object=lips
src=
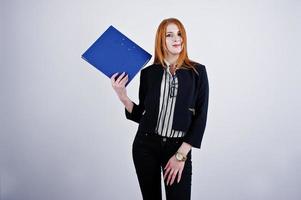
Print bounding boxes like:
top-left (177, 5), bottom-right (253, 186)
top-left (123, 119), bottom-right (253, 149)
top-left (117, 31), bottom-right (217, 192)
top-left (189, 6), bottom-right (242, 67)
top-left (172, 44), bottom-right (181, 48)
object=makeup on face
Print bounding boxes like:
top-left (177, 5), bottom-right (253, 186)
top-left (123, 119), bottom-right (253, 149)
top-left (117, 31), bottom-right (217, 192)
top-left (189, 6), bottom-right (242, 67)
top-left (165, 23), bottom-right (183, 56)
top-left (166, 31), bottom-right (182, 44)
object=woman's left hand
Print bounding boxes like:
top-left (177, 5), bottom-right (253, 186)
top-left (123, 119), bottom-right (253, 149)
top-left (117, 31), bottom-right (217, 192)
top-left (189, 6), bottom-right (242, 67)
top-left (163, 155), bottom-right (185, 186)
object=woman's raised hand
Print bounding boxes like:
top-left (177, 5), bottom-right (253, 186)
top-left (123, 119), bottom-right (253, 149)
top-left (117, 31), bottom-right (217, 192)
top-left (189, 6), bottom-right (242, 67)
top-left (111, 72), bottom-right (129, 101)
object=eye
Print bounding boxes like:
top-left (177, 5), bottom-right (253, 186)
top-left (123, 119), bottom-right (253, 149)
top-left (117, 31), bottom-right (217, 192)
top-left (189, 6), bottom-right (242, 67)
top-left (178, 32), bottom-right (182, 36)
top-left (166, 34), bottom-right (171, 37)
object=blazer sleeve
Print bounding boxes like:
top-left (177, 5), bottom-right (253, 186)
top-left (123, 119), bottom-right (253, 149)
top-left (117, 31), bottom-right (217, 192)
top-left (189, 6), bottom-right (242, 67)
top-left (124, 69), bottom-right (147, 123)
top-left (183, 66), bottom-right (209, 149)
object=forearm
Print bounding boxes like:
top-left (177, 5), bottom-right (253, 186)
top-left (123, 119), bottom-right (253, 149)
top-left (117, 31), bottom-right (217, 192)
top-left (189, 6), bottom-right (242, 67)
top-left (177, 142), bottom-right (192, 156)
top-left (120, 96), bottom-right (134, 114)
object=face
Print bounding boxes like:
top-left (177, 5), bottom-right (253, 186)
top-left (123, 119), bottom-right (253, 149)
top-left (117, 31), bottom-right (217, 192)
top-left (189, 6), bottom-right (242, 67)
top-left (165, 23), bottom-right (183, 56)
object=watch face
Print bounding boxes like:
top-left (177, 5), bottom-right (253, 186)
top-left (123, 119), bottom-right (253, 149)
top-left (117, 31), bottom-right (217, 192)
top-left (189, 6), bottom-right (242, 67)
top-left (176, 153), bottom-right (183, 161)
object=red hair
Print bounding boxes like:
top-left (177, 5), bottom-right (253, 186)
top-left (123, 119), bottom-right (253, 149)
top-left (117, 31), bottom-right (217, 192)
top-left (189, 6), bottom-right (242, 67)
top-left (153, 18), bottom-right (197, 73)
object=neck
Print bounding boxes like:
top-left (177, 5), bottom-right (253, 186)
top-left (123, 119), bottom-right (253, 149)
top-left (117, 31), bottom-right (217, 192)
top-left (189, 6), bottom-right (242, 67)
top-left (164, 54), bottom-right (179, 66)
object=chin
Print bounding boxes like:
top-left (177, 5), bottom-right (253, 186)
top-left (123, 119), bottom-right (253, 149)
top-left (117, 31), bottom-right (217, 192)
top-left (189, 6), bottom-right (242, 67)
top-left (171, 50), bottom-right (182, 55)
top-left (171, 48), bottom-right (182, 54)
top-left (166, 48), bottom-right (182, 56)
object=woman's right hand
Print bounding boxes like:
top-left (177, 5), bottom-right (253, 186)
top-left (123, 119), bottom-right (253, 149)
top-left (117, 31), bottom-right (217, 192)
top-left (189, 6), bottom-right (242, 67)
top-left (111, 72), bottom-right (128, 101)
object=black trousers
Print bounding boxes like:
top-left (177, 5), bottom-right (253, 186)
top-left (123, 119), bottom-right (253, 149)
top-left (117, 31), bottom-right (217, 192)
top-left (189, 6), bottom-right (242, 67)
top-left (132, 131), bottom-right (192, 200)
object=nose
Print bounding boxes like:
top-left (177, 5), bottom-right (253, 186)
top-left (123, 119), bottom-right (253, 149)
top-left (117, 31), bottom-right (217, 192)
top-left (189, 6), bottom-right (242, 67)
top-left (173, 35), bottom-right (181, 42)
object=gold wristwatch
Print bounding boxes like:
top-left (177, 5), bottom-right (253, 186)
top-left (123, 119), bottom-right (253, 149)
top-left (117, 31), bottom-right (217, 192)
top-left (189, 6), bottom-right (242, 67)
top-left (175, 152), bottom-right (187, 162)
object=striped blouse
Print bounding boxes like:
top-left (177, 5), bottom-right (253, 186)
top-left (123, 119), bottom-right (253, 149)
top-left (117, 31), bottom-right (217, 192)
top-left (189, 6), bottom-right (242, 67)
top-left (155, 60), bottom-right (186, 138)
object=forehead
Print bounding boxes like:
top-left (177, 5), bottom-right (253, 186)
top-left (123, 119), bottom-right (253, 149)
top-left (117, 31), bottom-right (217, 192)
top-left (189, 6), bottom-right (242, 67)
top-left (166, 23), bottom-right (179, 32)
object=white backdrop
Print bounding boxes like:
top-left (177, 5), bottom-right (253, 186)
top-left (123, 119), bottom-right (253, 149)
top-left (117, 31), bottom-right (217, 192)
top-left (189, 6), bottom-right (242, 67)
top-left (1, 0), bottom-right (301, 199)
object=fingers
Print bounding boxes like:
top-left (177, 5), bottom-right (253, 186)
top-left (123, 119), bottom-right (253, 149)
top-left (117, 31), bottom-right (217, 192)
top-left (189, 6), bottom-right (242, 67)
top-left (166, 169), bottom-right (183, 185)
top-left (119, 74), bottom-right (128, 86)
top-left (116, 72), bottom-right (126, 83)
top-left (164, 161), bottom-right (170, 170)
top-left (167, 169), bottom-right (176, 185)
top-left (177, 170), bottom-right (182, 183)
top-left (163, 160), bottom-right (184, 186)
top-left (111, 72), bottom-right (128, 86)
top-left (164, 165), bottom-right (178, 186)
top-left (163, 166), bottom-right (171, 180)
top-left (170, 171), bottom-right (178, 185)
top-left (111, 72), bottom-right (119, 84)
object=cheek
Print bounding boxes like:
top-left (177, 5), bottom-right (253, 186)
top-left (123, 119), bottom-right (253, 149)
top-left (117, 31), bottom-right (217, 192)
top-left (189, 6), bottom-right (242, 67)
top-left (165, 40), bottom-right (172, 47)
top-left (166, 45), bottom-right (174, 53)
top-left (165, 41), bottom-right (172, 50)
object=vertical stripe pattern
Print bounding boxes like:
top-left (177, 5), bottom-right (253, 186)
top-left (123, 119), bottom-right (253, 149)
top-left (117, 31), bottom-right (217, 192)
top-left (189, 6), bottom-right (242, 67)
top-left (155, 60), bottom-right (186, 138)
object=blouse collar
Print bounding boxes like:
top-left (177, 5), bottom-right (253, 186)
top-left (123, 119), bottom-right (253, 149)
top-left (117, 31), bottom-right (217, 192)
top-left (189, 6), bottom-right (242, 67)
top-left (163, 59), bottom-right (177, 76)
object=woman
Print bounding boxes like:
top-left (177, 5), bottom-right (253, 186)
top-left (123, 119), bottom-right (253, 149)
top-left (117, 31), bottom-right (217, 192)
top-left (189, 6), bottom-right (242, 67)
top-left (111, 18), bottom-right (209, 200)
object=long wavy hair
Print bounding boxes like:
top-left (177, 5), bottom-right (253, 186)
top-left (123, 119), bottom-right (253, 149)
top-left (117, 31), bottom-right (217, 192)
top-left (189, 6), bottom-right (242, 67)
top-left (153, 18), bottom-right (198, 74)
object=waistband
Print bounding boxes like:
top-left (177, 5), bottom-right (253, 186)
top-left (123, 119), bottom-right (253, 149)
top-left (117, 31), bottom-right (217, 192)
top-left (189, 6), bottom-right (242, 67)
top-left (137, 130), bottom-right (185, 142)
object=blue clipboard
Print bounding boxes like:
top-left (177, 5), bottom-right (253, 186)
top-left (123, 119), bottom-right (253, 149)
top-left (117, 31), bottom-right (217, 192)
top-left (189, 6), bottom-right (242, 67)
top-left (81, 25), bottom-right (152, 86)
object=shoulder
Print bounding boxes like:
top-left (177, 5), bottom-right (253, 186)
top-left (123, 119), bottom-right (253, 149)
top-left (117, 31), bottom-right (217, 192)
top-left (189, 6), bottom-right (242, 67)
top-left (185, 61), bottom-right (207, 79)
top-left (141, 63), bottom-right (162, 74)
top-left (190, 61), bottom-right (206, 73)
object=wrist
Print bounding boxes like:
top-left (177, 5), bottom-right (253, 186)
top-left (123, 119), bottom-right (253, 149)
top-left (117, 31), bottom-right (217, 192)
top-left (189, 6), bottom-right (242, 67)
top-left (120, 96), bottom-right (130, 103)
top-left (175, 151), bottom-right (187, 162)
top-left (177, 142), bottom-right (192, 157)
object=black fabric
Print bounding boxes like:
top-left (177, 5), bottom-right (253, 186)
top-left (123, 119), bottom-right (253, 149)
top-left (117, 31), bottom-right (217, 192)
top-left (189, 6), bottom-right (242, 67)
top-left (132, 131), bottom-right (192, 200)
top-left (125, 63), bottom-right (209, 149)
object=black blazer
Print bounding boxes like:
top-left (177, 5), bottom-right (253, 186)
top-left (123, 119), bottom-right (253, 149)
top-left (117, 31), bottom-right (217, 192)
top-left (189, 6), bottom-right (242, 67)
top-left (125, 62), bottom-right (209, 148)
